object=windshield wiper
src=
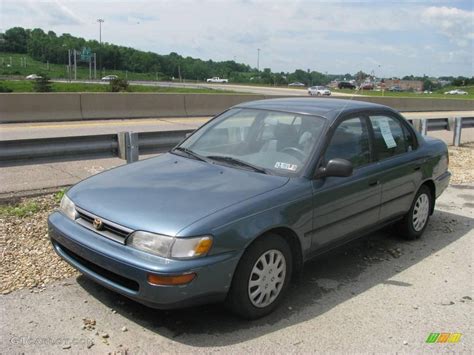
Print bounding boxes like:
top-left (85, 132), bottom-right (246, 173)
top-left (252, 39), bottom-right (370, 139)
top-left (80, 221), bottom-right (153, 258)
top-left (206, 155), bottom-right (268, 174)
top-left (172, 147), bottom-right (209, 162)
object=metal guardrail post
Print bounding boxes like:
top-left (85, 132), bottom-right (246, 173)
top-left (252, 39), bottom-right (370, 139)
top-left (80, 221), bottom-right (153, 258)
top-left (453, 117), bottom-right (462, 147)
top-left (118, 132), bottom-right (139, 163)
top-left (421, 119), bottom-right (428, 136)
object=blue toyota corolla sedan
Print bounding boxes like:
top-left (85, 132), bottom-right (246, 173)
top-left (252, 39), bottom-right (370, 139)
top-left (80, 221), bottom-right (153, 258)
top-left (49, 98), bottom-right (450, 319)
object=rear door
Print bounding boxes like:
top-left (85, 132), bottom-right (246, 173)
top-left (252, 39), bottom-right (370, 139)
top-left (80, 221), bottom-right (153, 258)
top-left (310, 115), bottom-right (383, 250)
top-left (368, 113), bottom-right (423, 221)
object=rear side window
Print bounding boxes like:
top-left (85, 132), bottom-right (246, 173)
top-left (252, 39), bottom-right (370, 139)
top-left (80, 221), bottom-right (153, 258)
top-left (325, 117), bottom-right (370, 168)
top-left (370, 115), bottom-right (413, 160)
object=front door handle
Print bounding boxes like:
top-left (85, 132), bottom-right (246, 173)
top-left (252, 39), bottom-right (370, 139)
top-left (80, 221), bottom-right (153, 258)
top-left (368, 180), bottom-right (380, 187)
top-left (414, 166), bottom-right (421, 171)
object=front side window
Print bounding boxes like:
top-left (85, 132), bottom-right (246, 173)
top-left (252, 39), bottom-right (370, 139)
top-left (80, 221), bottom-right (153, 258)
top-left (177, 108), bottom-right (326, 176)
top-left (324, 117), bottom-right (370, 169)
top-left (370, 115), bottom-right (412, 160)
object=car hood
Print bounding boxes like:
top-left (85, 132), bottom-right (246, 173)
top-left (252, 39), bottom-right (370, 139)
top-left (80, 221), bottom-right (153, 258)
top-left (68, 153), bottom-right (289, 236)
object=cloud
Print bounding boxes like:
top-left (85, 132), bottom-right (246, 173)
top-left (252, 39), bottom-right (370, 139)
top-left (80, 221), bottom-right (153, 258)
top-left (0, 0), bottom-right (472, 77)
top-left (422, 6), bottom-right (474, 47)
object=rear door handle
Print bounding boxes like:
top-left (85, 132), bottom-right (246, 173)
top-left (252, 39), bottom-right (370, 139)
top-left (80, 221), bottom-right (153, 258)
top-left (369, 180), bottom-right (380, 187)
top-left (414, 166), bottom-right (421, 171)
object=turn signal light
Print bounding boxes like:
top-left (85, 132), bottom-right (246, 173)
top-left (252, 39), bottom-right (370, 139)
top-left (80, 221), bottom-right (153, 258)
top-left (147, 273), bottom-right (196, 286)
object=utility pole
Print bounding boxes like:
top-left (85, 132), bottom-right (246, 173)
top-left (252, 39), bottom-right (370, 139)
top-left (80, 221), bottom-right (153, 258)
top-left (68, 49), bottom-right (71, 81)
top-left (93, 53), bottom-right (97, 80)
top-left (73, 49), bottom-right (77, 80)
top-left (257, 48), bottom-right (261, 71)
top-left (97, 19), bottom-right (104, 44)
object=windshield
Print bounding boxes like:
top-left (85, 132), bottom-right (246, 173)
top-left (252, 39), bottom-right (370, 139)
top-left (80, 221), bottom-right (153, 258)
top-left (177, 108), bottom-right (326, 176)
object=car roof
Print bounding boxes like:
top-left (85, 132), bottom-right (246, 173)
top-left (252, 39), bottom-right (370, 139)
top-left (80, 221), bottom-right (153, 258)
top-left (234, 97), bottom-right (391, 121)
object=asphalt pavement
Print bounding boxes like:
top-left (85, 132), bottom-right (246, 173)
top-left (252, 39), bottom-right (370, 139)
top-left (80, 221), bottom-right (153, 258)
top-left (1, 185), bottom-right (472, 353)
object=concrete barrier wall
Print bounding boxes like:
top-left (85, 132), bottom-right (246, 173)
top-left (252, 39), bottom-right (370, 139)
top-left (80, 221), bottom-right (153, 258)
top-left (0, 93), bottom-right (83, 122)
top-left (1, 93), bottom-right (473, 123)
top-left (80, 93), bottom-right (187, 119)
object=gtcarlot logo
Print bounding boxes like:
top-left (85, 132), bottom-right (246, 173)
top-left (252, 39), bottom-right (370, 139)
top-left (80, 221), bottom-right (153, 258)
top-left (426, 333), bottom-right (462, 343)
top-left (10, 335), bottom-right (93, 348)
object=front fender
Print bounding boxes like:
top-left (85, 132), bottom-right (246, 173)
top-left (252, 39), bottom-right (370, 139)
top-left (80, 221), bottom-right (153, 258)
top-left (177, 178), bottom-right (313, 257)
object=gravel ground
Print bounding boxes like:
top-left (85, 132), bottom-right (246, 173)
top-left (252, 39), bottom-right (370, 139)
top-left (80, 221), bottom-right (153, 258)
top-left (1, 145), bottom-right (473, 295)
top-left (0, 195), bottom-right (78, 295)
top-left (448, 142), bottom-right (474, 184)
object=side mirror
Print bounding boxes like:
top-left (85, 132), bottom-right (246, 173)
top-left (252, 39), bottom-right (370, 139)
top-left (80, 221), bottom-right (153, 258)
top-left (315, 158), bottom-right (353, 179)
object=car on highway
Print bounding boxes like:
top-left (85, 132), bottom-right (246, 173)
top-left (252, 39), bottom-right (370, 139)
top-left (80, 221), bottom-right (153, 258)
top-left (206, 77), bottom-right (229, 83)
top-left (49, 98), bottom-right (451, 319)
top-left (25, 74), bottom-right (42, 80)
top-left (308, 86), bottom-right (331, 96)
top-left (338, 81), bottom-right (356, 89)
top-left (101, 75), bottom-right (119, 81)
top-left (359, 82), bottom-right (374, 90)
top-left (444, 89), bottom-right (468, 95)
top-left (388, 86), bottom-right (403, 92)
top-left (288, 82), bottom-right (306, 87)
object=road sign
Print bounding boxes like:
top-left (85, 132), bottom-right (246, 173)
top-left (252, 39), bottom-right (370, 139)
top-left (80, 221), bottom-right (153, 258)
top-left (80, 47), bottom-right (92, 61)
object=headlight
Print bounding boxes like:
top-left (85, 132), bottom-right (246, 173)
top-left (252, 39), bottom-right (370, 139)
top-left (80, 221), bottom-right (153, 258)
top-left (127, 232), bottom-right (213, 259)
top-left (60, 194), bottom-right (78, 220)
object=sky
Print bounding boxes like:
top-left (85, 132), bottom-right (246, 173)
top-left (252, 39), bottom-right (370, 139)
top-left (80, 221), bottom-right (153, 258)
top-left (1, 0), bottom-right (473, 77)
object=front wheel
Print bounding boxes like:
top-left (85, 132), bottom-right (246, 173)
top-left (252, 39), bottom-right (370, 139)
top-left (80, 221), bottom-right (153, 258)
top-left (225, 234), bottom-right (292, 319)
top-left (397, 185), bottom-right (433, 240)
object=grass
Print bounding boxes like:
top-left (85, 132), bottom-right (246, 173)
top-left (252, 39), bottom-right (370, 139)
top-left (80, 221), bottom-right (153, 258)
top-left (0, 52), bottom-right (165, 81)
top-left (332, 86), bottom-right (474, 100)
top-left (0, 79), bottom-right (238, 93)
top-left (0, 201), bottom-right (40, 218)
top-left (54, 189), bottom-right (66, 204)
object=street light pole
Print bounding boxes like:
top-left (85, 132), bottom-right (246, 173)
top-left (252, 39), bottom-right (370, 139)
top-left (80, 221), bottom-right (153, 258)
top-left (257, 48), bottom-right (260, 72)
top-left (97, 19), bottom-right (104, 44)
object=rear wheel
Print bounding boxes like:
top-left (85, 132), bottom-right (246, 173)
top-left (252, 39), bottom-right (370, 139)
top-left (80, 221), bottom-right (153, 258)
top-left (397, 185), bottom-right (433, 240)
top-left (226, 234), bottom-right (292, 319)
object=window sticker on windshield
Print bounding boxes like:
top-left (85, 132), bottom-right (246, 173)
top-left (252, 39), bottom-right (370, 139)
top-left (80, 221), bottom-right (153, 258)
top-left (275, 162), bottom-right (298, 171)
top-left (377, 117), bottom-right (397, 149)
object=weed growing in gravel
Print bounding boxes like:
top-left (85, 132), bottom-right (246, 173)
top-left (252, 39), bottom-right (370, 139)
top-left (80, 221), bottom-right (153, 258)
top-left (54, 188), bottom-right (66, 203)
top-left (0, 201), bottom-right (40, 217)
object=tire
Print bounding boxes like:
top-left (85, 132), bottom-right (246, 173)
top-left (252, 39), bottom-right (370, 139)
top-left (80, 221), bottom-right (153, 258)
top-left (225, 234), bottom-right (292, 319)
top-left (397, 185), bottom-right (433, 240)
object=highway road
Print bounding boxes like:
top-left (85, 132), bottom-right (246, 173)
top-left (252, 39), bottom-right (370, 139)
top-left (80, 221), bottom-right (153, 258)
top-left (53, 79), bottom-right (358, 97)
top-left (1, 111), bottom-right (473, 141)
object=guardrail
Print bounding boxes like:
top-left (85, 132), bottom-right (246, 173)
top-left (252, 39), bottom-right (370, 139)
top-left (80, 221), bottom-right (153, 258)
top-left (0, 129), bottom-right (193, 167)
top-left (0, 117), bottom-right (472, 167)
top-left (409, 117), bottom-right (474, 146)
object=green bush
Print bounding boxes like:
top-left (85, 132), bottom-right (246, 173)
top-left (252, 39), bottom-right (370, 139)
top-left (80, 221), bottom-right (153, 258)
top-left (33, 74), bottom-right (53, 92)
top-left (0, 81), bottom-right (13, 92)
top-left (108, 78), bottom-right (130, 92)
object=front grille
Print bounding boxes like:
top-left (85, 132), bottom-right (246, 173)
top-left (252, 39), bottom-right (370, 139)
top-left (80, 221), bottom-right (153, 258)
top-left (75, 207), bottom-right (132, 244)
top-left (56, 241), bottom-right (140, 292)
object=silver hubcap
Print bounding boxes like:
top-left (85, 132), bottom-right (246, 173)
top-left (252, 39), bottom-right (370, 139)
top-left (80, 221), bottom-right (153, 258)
top-left (412, 193), bottom-right (430, 231)
top-left (248, 249), bottom-right (286, 308)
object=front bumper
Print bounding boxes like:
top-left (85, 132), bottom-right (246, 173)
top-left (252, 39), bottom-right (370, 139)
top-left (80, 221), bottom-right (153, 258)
top-left (48, 212), bottom-right (241, 309)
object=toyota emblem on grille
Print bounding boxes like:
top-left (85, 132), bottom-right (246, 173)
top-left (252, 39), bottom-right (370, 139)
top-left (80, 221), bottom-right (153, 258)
top-left (93, 218), bottom-right (104, 230)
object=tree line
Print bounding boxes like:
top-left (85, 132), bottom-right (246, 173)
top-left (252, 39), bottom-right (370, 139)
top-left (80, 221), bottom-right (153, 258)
top-left (1, 27), bottom-right (472, 87)
top-left (0, 26), bottom-right (338, 85)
